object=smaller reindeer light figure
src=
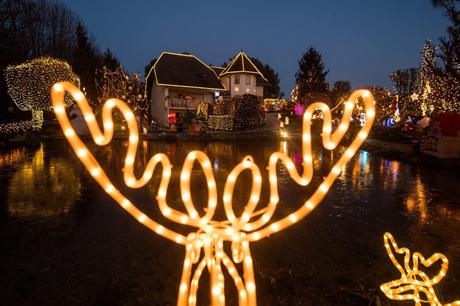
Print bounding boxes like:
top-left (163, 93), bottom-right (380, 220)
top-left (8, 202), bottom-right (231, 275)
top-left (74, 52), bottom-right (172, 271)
top-left (381, 232), bottom-right (460, 306)
top-left (51, 81), bottom-right (375, 305)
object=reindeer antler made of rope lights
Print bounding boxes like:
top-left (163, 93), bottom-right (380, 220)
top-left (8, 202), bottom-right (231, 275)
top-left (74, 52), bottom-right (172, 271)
top-left (51, 81), bottom-right (375, 305)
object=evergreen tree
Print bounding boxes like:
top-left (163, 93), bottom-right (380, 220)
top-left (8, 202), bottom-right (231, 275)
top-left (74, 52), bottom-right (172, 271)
top-left (295, 47), bottom-right (329, 104)
top-left (144, 57), bottom-right (157, 101)
top-left (250, 57), bottom-right (281, 99)
top-left (329, 81), bottom-right (351, 107)
top-left (102, 48), bottom-right (120, 70)
top-left (73, 22), bottom-right (101, 103)
top-left (418, 40), bottom-right (460, 115)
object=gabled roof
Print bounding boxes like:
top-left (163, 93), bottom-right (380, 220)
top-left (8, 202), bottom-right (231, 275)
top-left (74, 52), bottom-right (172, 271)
top-left (220, 52), bottom-right (267, 80)
top-left (210, 66), bottom-right (225, 75)
top-left (151, 52), bottom-right (225, 91)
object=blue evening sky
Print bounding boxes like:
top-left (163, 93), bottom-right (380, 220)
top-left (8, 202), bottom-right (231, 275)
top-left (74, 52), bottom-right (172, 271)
top-left (61, 0), bottom-right (449, 95)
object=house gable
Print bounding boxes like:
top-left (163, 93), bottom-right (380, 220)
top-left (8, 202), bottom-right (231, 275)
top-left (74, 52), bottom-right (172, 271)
top-left (152, 52), bottom-right (225, 91)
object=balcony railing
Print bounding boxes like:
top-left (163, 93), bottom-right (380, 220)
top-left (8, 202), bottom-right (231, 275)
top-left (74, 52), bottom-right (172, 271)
top-left (166, 98), bottom-right (201, 110)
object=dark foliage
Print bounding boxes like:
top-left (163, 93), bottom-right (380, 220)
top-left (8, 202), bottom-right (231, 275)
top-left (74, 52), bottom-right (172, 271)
top-left (390, 68), bottom-right (419, 111)
top-left (329, 81), bottom-right (351, 107)
top-left (144, 57), bottom-right (157, 101)
top-left (432, 0), bottom-right (460, 78)
top-left (295, 47), bottom-right (329, 104)
top-left (0, 0), bottom-right (102, 117)
top-left (72, 22), bottom-right (101, 104)
top-left (102, 48), bottom-right (120, 71)
top-left (249, 57), bottom-right (281, 98)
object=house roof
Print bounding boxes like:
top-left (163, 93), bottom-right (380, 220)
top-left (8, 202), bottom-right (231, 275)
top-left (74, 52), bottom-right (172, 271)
top-left (256, 76), bottom-right (269, 87)
top-left (210, 66), bottom-right (225, 75)
top-left (220, 52), bottom-right (267, 80)
top-left (152, 52), bottom-right (225, 91)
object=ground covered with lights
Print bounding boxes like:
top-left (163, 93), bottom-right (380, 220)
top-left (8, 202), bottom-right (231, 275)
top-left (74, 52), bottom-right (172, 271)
top-left (0, 139), bottom-right (459, 305)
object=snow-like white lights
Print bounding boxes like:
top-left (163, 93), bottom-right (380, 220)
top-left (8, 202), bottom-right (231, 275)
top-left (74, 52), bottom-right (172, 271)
top-left (51, 82), bottom-right (375, 306)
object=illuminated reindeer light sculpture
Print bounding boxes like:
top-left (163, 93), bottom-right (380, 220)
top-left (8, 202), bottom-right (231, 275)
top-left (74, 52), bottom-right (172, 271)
top-left (381, 232), bottom-right (460, 306)
top-left (51, 81), bottom-right (375, 305)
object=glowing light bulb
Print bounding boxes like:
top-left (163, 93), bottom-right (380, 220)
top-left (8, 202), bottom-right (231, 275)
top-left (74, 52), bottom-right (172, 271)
top-left (64, 129), bottom-right (74, 137)
top-left (77, 148), bottom-right (87, 158)
top-left (54, 106), bottom-right (65, 114)
top-left (74, 92), bottom-right (84, 101)
top-left (53, 83), bottom-right (63, 92)
top-left (85, 114), bottom-right (95, 122)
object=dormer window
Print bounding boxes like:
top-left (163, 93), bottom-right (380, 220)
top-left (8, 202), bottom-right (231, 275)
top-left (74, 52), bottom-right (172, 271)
top-left (246, 75), bottom-right (251, 85)
top-left (235, 75), bottom-right (240, 84)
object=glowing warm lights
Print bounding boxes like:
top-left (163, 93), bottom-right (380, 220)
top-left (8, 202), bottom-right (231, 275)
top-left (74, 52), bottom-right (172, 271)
top-left (3, 57), bottom-right (80, 134)
top-left (380, 232), bottom-right (460, 306)
top-left (51, 81), bottom-right (375, 305)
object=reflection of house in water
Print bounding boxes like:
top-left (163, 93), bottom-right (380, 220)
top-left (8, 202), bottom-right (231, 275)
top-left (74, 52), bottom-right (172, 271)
top-left (405, 174), bottom-right (428, 223)
top-left (0, 147), bottom-right (26, 167)
top-left (7, 145), bottom-right (81, 217)
top-left (146, 51), bottom-right (267, 126)
top-left (351, 151), bottom-right (372, 189)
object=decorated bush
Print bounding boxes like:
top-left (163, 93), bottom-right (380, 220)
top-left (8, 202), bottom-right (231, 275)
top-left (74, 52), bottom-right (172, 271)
top-left (3, 57), bottom-right (79, 134)
top-left (233, 94), bottom-right (264, 130)
top-left (207, 115), bottom-right (234, 131)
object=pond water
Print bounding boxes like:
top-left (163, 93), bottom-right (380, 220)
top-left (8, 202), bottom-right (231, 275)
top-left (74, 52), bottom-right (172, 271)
top-left (0, 139), bottom-right (459, 305)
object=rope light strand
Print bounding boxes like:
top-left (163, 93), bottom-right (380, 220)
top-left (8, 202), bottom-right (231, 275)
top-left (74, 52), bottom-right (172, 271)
top-left (51, 81), bottom-right (375, 305)
top-left (381, 232), bottom-right (460, 306)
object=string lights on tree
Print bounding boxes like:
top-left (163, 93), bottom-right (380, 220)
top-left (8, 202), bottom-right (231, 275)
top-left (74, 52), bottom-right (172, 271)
top-left (51, 81), bottom-right (375, 305)
top-left (3, 57), bottom-right (79, 133)
top-left (417, 40), bottom-right (460, 115)
top-left (381, 232), bottom-right (460, 306)
top-left (96, 66), bottom-right (146, 111)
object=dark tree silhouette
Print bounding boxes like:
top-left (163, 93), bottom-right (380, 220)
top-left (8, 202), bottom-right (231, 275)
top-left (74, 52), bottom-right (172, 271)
top-left (432, 0), bottom-right (460, 78)
top-left (390, 68), bottom-right (419, 111)
top-left (144, 57), bottom-right (157, 101)
top-left (72, 22), bottom-right (101, 103)
top-left (249, 57), bottom-right (281, 99)
top-left (295, 47), bottom-right (329, 104)
top-left (102, 48), bottom-right (120, 71)
top-left (329, 81), bottom-right (351, 107)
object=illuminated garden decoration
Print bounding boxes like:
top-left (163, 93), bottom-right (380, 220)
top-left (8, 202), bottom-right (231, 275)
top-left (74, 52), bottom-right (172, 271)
top-left (3, 57), bottom-right (79, 133)
top-left (96, 66), bottom-right (146, 111)
top-left (418, 41), bottom-right (460, 115)
top-left (51, 81), bottom-right (375, 305)
top-left (381, 232), bottom-right (460, 306)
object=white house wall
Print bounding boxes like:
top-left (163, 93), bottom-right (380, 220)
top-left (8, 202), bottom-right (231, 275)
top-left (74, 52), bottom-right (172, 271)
top-left (228, 74), bottom-right (257, 97)
top-left (256, 86), bottom-right (264, 98)
top-left (151, 84), bottom-right (168, 124)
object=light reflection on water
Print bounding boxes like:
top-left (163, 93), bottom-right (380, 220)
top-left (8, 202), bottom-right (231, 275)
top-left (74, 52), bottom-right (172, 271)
top-left (0, 147), bottom-right (26, 167)
top-left (0, 140), bottom-right (457, 229)
top-left (3, 144), bottom-right (81, 218)
top-left (0, 139), bottom-right (459, 304)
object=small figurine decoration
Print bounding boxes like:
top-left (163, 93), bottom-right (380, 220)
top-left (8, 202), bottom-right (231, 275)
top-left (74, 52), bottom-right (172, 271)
top-left (380, 232), bottom-right (460, 306)
top-left (51, 81), bottom-right (375, 305)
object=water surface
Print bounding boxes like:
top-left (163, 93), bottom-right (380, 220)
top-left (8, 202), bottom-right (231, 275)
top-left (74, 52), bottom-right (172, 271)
top-left (0, 139), bottom-right (459, 305)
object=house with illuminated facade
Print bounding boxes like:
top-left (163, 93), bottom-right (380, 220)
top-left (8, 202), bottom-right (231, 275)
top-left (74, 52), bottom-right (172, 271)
top-left (146, 51), bottom-right (267, 125)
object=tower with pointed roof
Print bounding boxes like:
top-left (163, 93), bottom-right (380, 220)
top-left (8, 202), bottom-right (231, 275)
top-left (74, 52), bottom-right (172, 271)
top-left (219, 52), bottom-right (267, 98)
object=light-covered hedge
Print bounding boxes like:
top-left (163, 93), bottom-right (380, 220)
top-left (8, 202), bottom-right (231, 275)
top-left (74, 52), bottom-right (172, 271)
top-left (208, 115), bottom-right (234, 131)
